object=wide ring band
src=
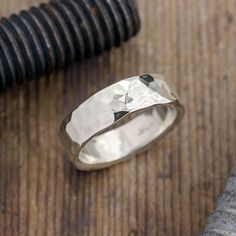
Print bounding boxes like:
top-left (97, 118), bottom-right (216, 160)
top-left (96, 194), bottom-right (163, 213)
top-left (60, 74), bottom-right (184, 171)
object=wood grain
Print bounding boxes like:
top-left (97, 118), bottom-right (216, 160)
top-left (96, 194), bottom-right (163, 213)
top-left (0, 0), bottom-right (236, 235)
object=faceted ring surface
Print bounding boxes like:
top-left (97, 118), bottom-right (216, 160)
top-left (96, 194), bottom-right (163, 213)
top-left (60, 74), bottom-right (185, 171)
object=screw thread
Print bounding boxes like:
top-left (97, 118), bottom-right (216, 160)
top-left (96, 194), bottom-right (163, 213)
top-left (0, 0), bottom-right (140, 88)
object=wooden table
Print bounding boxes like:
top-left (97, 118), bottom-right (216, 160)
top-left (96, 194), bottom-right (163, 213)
top-left (0, 0), bottom-right (236, 235)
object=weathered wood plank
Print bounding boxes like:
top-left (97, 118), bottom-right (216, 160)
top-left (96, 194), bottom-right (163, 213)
top-left (0, 0), bottom-right (236, 235)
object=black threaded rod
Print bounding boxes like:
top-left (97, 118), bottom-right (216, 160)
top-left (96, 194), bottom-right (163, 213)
top-left (0, 0), bottom-right (140, 89)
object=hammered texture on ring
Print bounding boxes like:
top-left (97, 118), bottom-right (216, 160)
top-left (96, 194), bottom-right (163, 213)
top-left (60, 74), bottom-right (184, 170)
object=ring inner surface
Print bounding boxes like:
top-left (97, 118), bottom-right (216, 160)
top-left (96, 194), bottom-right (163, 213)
top-left (79, 105), bottom-right (177, 165)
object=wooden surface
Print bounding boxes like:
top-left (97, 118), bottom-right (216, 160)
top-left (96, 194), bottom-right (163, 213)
top-left (0, 0), bottom-right (236, 235)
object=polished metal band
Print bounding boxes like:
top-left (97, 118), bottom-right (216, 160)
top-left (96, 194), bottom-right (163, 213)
top-left (60, 74), bottom-right (184, 171)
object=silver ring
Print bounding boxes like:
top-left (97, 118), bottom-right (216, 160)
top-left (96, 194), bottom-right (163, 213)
top-left (60, 74), bottom-right (184, 171)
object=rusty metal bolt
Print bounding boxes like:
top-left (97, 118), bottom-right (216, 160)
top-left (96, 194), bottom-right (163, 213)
top-left (200, 168), bottom-right (236, 235)
top-left (0, 0), bottom-right (140, 89)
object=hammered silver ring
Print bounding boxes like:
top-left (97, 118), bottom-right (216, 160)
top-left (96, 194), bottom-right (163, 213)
top-left (60, 74), bottom-right (184, 171)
